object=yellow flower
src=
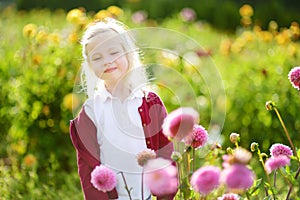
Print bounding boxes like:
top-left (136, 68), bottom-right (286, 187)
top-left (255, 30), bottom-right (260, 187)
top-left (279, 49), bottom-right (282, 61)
top-left (23, 154), bottom-right (37, 167)
top-left (257, 31), bottom-right (273, 42)
top-left (107, 6), bottom-right (123, 17)
top-left (62, 93), bottom-right (80, 111)
top-left (290, 22), bottom-right (300, 39)
top-left (268, 20), bottom-right (278, 32)
top-left (36, 30), bottom-right (48, 44)
top-left (240, 16), bottom-right (252, 26)
top-left (68, 32), bottom-right (79, 43)
top-left (275, 29), bottom-right (291, 45)
top-left (253, 25), bottom-right (262, 33)
top-left (219, 39), bottom-right (232, 56)
top-left (23, 23), bottom-right (37, 38)
top-left (49, 33), bottom-right (60, 44)
top-left (32, 54), bottom-right (42, 65)
top-left (239, 4), bottom-right (254, 17)
top-left (241, 31), bottom-right (255, 43)
top-left (66, 8), bottom-right (86, 24)
top-left (231, 37), bottom-right (246, 54)
top-left (94, 10), bottom-right (112, 20)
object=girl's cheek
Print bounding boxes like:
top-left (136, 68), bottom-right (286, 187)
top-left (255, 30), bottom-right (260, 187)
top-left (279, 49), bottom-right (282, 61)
top-left (93, 65), bottom-right (104, 74)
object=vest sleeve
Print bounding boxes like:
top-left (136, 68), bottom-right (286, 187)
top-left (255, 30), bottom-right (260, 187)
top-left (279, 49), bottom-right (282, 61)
top-left (140, 92), bottom-right (177, 199)
top-left (147, 92), bottom-right (174, 159)
top-left (69, 108), bottom-right (118, 200)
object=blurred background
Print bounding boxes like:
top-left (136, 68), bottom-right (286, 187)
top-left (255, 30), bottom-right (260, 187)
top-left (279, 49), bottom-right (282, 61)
top-left (0, 0), bottom-right (299, 199)
top-left (1, 0), bottom-right (299, 30)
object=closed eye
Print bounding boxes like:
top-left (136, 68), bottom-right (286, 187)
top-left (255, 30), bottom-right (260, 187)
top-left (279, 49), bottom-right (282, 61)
top-left (93, 57), bottom-right (102, 61)
top-left (91, 54), bottom-right (102, 61)
top-left (110, 51), bottom-right (120, 55)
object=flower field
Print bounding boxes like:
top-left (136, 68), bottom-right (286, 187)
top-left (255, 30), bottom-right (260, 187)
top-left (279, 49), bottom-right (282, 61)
top-left (0, 4), bottom-right (300, 200)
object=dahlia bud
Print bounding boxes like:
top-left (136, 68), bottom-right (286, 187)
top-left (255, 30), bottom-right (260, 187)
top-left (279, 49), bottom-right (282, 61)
top-left (226, 147), bottom-right (233, 154)
top-left (229, 132), bottom-right (240, 144)
top-left (260, 153), bottom-right (268, 159)
top-left (171, 151), bottom-right (182, 162)
top-left (265, 101), bottom-right (276, 111)
top-left (250, 142), bottom-right (259, 152)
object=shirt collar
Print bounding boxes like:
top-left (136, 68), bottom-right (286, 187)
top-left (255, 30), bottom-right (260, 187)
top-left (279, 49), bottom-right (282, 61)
top-left (95, 83), bottom-right (144, 103)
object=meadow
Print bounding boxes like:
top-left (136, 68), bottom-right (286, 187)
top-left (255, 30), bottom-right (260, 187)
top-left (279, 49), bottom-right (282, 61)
top-left (0, 4), bottom-right (299, 199)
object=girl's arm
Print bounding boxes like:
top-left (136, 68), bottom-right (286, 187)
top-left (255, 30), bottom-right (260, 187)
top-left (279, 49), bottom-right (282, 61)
top-left (70, 108), bottom-right (118, 200)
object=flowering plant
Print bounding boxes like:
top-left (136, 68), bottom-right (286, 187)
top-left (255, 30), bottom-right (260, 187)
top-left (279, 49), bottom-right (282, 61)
top-left (90, 67), bottom-right (300, 199)
top-left (139, 66), bottom-right (300, 199)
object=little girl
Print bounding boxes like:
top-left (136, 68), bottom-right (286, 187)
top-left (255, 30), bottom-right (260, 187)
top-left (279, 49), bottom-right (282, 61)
top-left (69, 18), bottom-right (175, 200)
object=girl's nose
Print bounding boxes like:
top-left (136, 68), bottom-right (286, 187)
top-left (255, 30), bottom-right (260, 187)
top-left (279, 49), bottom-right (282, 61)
top-left (103, 56), bottom-right (113, 67)
top-left (104, 62), bottom-right (111, 67)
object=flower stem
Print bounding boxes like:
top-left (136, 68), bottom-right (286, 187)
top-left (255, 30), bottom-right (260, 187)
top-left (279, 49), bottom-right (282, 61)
top-left (174, 142), bottom-right (183, 199)
top-left (257, 148), bottom-right (276, 199)
top-left (120, 171), bottom-right (132, 200)
top-left (192, 147), bottom-right (195, 173)
top-left (286, 166), bottom-right (300, 200)
top-left (246, 191), bottom-right (251, 200)
top-left (273, 107), bottom-right (299, 161)
top-left (273, 171), bottom-right (277, 188)
top-left (141, 168), bottom-right (144, 200)
top-left (177, 163), bottom-right (183, 199)
top-left (186, 148), bottom-right (191, 176)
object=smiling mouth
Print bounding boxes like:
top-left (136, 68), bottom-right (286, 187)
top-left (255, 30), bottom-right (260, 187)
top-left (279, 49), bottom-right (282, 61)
top-left (104, 67), bottom-right (117, 73)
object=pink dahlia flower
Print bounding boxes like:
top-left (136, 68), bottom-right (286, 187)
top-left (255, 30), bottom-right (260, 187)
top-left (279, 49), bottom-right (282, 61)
top-left (270, 143), bottom-right (293, 158)
top-left (221, 164), bottom-right (255, 191)
top-left (162, 107), bottom-right (199, 141)
top-left (184, 124), bottom-right (208, 148)
top-left (265, 155), bottom-right (290, 174)
top-left (222, 154), bottom-right (231, 168)
top-left (90, 165), bottom-right (117, 192)
top-left (144, 158), bottom-right (178, 196)
top-left (288, 66), bottom-right (300, 90)
top-left (190, 166), bottom-right (221, 195)
top-left (131, 10), bottom-right (147, 24)
top-left (180, 8), bottom-right (196, 22)
top-left (217, 193), bottom-right (240, 200)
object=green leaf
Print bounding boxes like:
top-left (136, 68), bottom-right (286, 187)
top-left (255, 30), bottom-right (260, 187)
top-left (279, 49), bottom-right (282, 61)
top-left (249, 178), bottom-right (263, 195)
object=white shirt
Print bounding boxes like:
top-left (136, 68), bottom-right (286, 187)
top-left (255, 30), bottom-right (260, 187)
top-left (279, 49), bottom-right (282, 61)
top-left (85, 85), bottom-right (150, 200)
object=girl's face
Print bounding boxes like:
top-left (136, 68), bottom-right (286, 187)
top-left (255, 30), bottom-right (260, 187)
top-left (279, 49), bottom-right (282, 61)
top-left (86, 30), bottom-right (129, 85)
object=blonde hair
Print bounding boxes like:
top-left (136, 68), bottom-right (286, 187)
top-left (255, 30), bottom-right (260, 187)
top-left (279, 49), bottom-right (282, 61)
top-left (80, 18), bottom-right (148, 98)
